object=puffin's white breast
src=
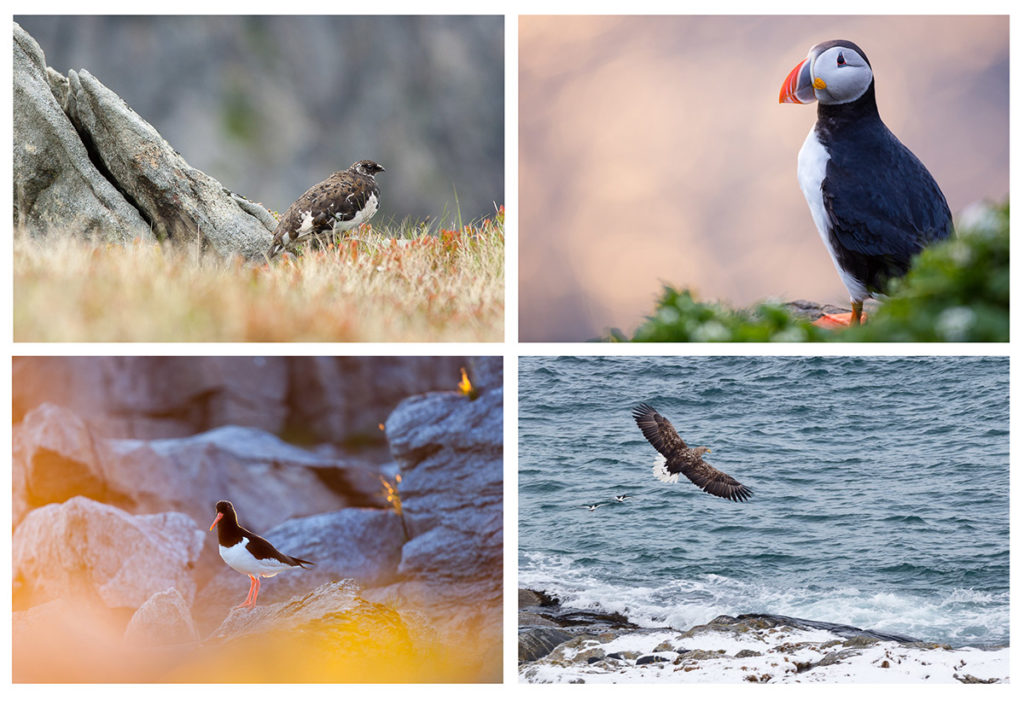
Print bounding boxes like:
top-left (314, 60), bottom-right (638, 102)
top-left (797, 127), bottom-right (869, 301)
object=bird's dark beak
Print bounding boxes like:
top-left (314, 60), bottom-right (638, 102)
top-left (779, 57), bottom-right (817, 104)
top-left (209, 512), bottom-right (223, 531)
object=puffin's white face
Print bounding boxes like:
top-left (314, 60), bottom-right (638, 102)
top-left (779, 41), bottom-right (874, 106)
top-left (807, 45), bottom-right (873, 105)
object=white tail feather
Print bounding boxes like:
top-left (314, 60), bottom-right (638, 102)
top-left (652, 456), bottom-right (678, 484)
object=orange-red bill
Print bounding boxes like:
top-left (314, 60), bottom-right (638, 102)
top-left (779, 58), bottom-right (815, 104)
top-left (209, 511), bottom-right (223, 531)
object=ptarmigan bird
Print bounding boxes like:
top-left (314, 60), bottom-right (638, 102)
top-left (267, 159), bottom-right (385, 259)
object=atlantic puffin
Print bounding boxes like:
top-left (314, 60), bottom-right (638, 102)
top-left (779, 40), bottom-right (953, 325)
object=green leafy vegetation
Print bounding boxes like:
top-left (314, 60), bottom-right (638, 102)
top-left (613, 200), bottom-right (1008, 343)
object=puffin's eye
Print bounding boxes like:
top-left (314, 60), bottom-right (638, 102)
top-left (837, 52), bottom-right (846, 66)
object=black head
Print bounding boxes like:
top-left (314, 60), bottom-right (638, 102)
top-left (209, 500), bottom-right (238, 531)
top-left (351, 160), bottom-right (386, 177)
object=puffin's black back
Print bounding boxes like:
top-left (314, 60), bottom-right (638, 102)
top-left (814, 74), bottom-right (952, 293)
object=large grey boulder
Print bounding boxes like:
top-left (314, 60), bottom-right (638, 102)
top-left (62, 68), bottom-right (275, 257)
top-left (124, 587), bottom-right (200, 646)
top-left (386, 386), bottom-right (503, 582)
top-left (205, 581), bottom-right (416, 682)
top-left (195, 507), bottom-right (405, 626)
top-left (13, 403), bottom-right (378, 534)
top-left (375, 380), bottom-right (503, 672)
top-left (13, 497), bottom-right (204, 610)
top-left (13, 22), bottom-right (151, 241)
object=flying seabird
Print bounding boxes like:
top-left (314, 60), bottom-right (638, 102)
top-left (578, 504), bottom-right (607, 512)
top-left (209, 500), bottom-right (315, 609)
top-left (779, 40), bottom-right (953, 325)
top-left (632, 403), bottom-right (752, 502)
top-left (613, 494), bottom-right (632, 502)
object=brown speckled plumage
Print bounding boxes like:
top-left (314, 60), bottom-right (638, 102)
top-left (267, 160), bottom-right (384, 259)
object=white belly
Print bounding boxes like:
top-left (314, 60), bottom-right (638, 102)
top-left (335, 192), bottom-right (379, 233)
top-left (797, 128), bottom-right (868, 302)
top-left (219, 539), bottom-right (295, 578)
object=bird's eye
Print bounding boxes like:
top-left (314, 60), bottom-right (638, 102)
top-left (837, 52), bottom-right (846, 66)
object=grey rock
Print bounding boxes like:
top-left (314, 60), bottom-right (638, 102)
top-left (63, 67), bottom-right (274, 258)
top-left (124, 587), bottom-right (200, 646)
top-left (13, 23), bottom-right (150, 241)
top-left (196, 508), bottom-right (404, 625)
top-left (206, 581), bottom-right (415, 672)
top-left (14, 403), bottom-right (373, 538)
top-left (15, 404), bottom-right (126, 518)
top-left (13, 496), bottom-right (204, 610)
top-left (286, 356), bottom-right (469, 444)
top-left (12, 356), bottom-right (483, 444)
top-left (385, 385), bottom-right (502, 593)
top-left (17, 16), bottom-right (504, 225)
top-left (636, 654), bottom-right (670, 665)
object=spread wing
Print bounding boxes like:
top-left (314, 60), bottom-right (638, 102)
top-left (632, 402), bottom-right (688, 457)
top-left (681, 461), bottom-right (752, 503)
top-left (632, 403), bottom-right (751, 502)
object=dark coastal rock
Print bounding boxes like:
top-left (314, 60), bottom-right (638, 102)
top-left (636, 654), bottom-right (670, 665)
top-left (195, 508), bottom-right (404, 627)
top-left (124, 587), bottom-right (200, 646)
top-left (517, 587), bottom-right (643, 663)
top-left (519, 627), bottom-right (578, 663)
top-left (13, 496), bottom-right (204, 610)
top-left (13, 23), bottom-right (151, 242)
top-left (730, 613), bottom-right (920, 644)
top-left (385, 385), bottom-right (502, 590)
top-left (286, 356), bottom-right (470, 445)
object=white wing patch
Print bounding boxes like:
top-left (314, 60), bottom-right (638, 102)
top-left (652, 455), bottom-right (679, 484)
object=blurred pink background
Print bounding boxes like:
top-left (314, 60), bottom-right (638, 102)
top-left (519, 15), bottom-right (1008, 341)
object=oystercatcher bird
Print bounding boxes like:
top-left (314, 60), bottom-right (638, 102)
top-left (779, 40), bottom-right (953, 325)
top-left (209, 500), bottom-right (315, 609)
top-left (267, 159), bottom-right (385, 259)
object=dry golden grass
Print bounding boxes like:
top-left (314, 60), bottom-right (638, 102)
top-left (14, 209), bottom-right (504, 342)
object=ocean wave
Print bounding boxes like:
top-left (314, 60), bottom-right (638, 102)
top-left (519, 556), bottom-right (1009, 647)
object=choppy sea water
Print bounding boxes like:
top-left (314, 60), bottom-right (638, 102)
top-left (519, 356), bottom-right (1009, 648)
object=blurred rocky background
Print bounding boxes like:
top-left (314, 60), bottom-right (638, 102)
top-left (16, 15), bottom-right (504, 227)
top-left (12, 356), bottom-right (503, 682)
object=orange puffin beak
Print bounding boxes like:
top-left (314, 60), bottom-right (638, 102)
top-left (209, 512), bottom-right (223, 531)
top-left (779, 57), bottom-right (816, 104)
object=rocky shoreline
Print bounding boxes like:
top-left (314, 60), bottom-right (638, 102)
top-left (12, 358), bottom-right (502, 682)
top-left (519, 588), bottom-right (1008, 683)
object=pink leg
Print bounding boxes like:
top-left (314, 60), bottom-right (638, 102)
top-left (235, 575), bottom-right (257, 609)
top-left (249, 577), bottom-right (262, 607)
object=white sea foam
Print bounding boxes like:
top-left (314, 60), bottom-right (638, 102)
top-left (520, 556), bottom-right (1009, 647)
